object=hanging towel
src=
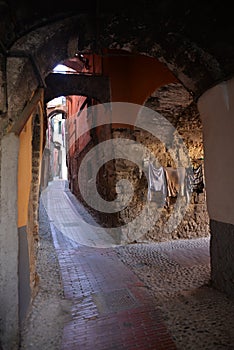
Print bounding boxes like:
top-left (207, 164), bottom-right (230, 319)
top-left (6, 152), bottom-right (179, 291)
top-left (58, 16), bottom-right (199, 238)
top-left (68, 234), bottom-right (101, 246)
top-left (164, 167), bottom-right (186, 198)
top-left (147, 163), bottom-right (167, 202)
top-left (177, 167), bottom-right (186, 196)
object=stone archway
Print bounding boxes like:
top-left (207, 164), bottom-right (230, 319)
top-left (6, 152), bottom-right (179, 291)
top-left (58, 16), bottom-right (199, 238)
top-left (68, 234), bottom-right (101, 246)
top-left (2, 9), bottom-right (228, 137)
top-left (45, 73), bottom-right (110, 104)
top-left (2, 6), bottom-right (234, 349)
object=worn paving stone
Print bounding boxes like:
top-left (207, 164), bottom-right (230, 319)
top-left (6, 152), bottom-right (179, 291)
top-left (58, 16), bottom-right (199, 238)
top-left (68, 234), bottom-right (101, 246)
top-left (20, 182), bottom-right (234, 350)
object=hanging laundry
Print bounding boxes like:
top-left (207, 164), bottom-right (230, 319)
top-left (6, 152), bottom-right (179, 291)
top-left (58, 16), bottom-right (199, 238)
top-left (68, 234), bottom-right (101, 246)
top-left (185, 167), bottom-right (194, 192)
top-left (193, 164), bottom-right (204, 193)
top-left (164, 167), bottom-right (186, 198)
top-left (147, 163), bottom-right (167, 204)
top-left (177, 167), bottom-right (186, 196)
top-left (184, 167), bottom-right (194, 203)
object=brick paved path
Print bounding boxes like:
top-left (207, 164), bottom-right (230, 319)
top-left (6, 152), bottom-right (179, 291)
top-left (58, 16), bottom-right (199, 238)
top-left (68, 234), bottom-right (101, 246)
top-left (52, 227), bottom-right (177, 350)
top-left (45, 181), bottom-right (177, 350)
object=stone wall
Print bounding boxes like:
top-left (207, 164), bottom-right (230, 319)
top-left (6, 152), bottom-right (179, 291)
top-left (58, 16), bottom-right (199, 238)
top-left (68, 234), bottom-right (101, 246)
top-left (27, 113), bottom-right (42, 297)
top-left (112, 83), bottom-right (210, 243)
top-left (68, 83), bottom-right (210, 244)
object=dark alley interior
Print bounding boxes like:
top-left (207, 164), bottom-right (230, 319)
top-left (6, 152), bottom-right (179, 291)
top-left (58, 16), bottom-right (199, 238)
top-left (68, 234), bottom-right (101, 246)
top-left (1, 1), bottom-right (234, 349)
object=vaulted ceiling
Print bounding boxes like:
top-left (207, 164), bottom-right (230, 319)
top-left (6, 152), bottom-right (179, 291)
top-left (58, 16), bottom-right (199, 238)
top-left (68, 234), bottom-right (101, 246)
top-left (1, 0), bottom-right (234, 98)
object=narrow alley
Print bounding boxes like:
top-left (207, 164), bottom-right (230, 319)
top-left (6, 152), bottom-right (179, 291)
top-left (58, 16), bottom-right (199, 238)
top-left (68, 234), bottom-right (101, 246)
top-left (20, 180), bottom-right (234, 350)
top-left (3, 3), bottom-right (234, 350)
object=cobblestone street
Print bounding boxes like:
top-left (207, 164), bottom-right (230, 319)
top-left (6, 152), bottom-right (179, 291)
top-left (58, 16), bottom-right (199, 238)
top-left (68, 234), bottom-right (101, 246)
top-left (20, 180), bottom-right (234, 350)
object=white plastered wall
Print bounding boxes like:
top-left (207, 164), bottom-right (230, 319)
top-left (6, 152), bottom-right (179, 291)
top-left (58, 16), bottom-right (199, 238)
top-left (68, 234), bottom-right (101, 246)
top-left (198, 77), bottom-right (234, 225)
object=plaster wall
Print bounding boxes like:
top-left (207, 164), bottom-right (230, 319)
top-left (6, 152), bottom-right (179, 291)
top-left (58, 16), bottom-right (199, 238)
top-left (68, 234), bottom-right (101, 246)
top-left (198, 78), bottom-right (234, 296)
top-left (0, 133), bottom-right (19, 350)
top-left (198, 78), bottom-right (234, 225)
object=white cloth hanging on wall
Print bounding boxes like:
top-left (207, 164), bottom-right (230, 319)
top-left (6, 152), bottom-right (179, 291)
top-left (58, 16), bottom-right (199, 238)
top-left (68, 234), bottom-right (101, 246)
top-left (147, 163), bottom-right (167, 202)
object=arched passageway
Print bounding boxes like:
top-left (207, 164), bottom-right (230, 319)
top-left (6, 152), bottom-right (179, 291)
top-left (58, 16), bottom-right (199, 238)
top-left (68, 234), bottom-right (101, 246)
top-left (1, 2), bottom-right (234, 349)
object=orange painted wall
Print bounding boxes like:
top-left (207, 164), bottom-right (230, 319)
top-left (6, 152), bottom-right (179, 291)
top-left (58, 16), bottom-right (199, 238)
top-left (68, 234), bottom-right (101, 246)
top-left (103, 49), bottom-right (178, 105)
top-left (18, 117), bottom-right (32, 228)
top-left (66, 51), bottom-right (178, 151)
top-left (102, 50), bottom-right (178, 127)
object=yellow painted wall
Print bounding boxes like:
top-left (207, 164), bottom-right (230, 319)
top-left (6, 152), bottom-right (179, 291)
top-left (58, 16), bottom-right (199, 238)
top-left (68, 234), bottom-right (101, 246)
top-left (18, 117), bottom-right (32, 228)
